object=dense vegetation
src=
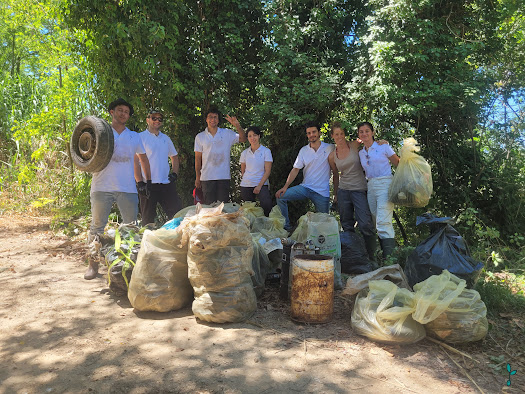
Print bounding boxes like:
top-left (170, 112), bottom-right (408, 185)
top-left (1, 0), bottom-right (524, 305)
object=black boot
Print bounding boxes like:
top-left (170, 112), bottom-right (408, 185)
top-left (363, 235), bottom-right (377, 262)
top-left (379, 238), bottom-right (396, 258)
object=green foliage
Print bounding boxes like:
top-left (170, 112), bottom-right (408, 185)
top-left (106, 228), bottom-right (141, 289)
top-left (63, 0), bottom-right (267, 206)
top-left (383, 244), bottom-right (416, 267)
top-left (455, 207), bottom-right (525, 271)
top-left (250, 0), bottom-right (364, 222)
top-left (475, 273), bottom-right (525, 317)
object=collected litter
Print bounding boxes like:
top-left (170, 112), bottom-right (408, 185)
top-left (412, 270), bottom-right (488, 343)
top-left (405, 214), bottom-right (484, 288)
top-left (351, 280), bottom-right (426, 344)
top-left (290, 254), bottom-right (334, 324)
top-left (351, 270), bottom-right (487, 345)
top-left (250, 205), bottom-right (288, 240)
top-left (182, 204), bottom-right (257, 323)
top-left (280, 239), bottom-right (319, 300)
top-left (103, 224), bottom-right (142, 295)
top-left (127, 227), bottom-right (193, 313)
top-left (388, 137), bottom-right (433, 207)
top-left (291, 212), bottom-right (343, 289)
top-left (250, 235), bottom-right (274, 297)
top-left (125, 201), bottom-right (284, 321)
top-left (240, 201), bottom-right (265, 226)
top-left (342, 264), bottom-right (411, 296)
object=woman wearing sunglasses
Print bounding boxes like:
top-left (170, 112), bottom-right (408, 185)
top-left (358, 122), bottom-right (399, 258)
top-left (239, 126), bottom-right (273, 216)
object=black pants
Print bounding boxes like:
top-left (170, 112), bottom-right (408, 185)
top-left (240, 185), bottom-right (273, 216)
top-left (201, 179), bottom-right (230, 205)
top-left (139, 182), bottom-right (182, 225)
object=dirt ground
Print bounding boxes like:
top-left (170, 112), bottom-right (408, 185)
top-left (0, 213), bottom-right (523, 393)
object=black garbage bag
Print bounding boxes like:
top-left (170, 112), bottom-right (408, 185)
top-left (340, 231), bottom-right (373, 274)
top-left (405, 214), bottom-right (483, 288)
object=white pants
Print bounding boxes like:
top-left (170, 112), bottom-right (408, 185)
top-left (367, 177), bottom-right (395, 239)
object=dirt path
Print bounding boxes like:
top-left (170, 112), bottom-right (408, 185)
top-left (0, 214), bottom-right (517, 393)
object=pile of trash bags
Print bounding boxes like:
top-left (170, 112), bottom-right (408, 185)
top-left (351, 270), bottom-right (488, 345)
top-left (126, 202), bottom-right (287, 323)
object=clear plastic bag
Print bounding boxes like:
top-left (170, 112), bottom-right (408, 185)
top-left (424, 288), bottom-right (488, 343)
top-left (182, 205), bottom-right (257, 323)
top-left (342, 264), bottom-right (411, 297)
top-left (251, 205), bottom-right (288, 240)
top-left (412, 270), bottom-right (488, 343)
top-left (128, 228), bottom-right (193, 312)
top-left (173, 202), bottom-right (240, 219)
top-left (388, 137), bottom-right (432, 208)
top-left (290, 212), bottom-right (343, 289)
top-left (351, 280), bottom-right (426, 344)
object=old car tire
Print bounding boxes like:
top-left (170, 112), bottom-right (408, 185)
top-left (70, 116), bottom-right (114, 173)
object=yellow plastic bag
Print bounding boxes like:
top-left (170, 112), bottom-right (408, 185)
top-left (412, 270), bottom-right (466, 324)
top-left (388, 137), bottom-right (432, 207)
top-left (240, 201), bottom-right (265, 226)
top-left (351, 280), bottom-right (426, 344)
top-left (251, 205), bottom-right (288, 240)
top-left (412, 270), bottom-right (488, 343)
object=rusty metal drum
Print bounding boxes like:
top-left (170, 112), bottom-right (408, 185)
top-left (290, 254), bottom-right (334, 323)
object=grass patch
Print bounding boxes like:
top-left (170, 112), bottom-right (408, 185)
top-left (475, 272), bottom-right (525, 317)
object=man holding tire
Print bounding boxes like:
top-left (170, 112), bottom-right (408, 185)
top-left (85, 98), bottom-right (151, 280)
top-left (134, 109), bottom-right (182, 225)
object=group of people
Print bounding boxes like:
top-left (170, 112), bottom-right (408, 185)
top-left (84, 98), bottom-right (400, 280)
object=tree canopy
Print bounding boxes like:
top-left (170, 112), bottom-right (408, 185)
top-left (0, 0), bottom-right (523, 240)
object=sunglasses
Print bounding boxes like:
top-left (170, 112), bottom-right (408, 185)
top-left (149, 116), bottom-right (163, 122)
top-left (365, 154), bottom-right (370, 166)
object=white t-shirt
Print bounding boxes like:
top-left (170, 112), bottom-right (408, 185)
top-left (293, 141), bottom-right (334, 197)
top-left (359, 141), bottom-right (396, 179)
top-left (139, 129), bottom-right (177, 184)
top-left (194, 127), bottom-right (239, 181)
top-left (91, 127), bottom-right (145, 194)
top-left (239, 145), bottom-right (273, 187)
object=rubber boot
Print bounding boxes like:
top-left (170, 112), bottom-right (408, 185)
top-left (379, 238), bottom-right (396, 259)
top-left (363, 234), bottom-right (378, 262)
top-left (84, 258), bottom-right (99, 280)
